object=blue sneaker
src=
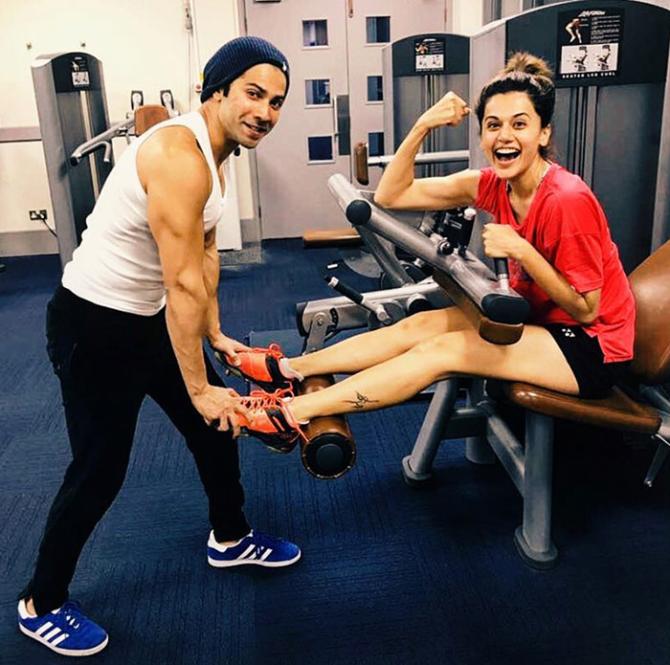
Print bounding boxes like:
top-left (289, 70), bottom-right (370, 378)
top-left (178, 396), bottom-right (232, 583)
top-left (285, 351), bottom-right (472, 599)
top-left (18, 599), bottom-right (108, 656)
top-left (207, 530), bottom-right (301, 568)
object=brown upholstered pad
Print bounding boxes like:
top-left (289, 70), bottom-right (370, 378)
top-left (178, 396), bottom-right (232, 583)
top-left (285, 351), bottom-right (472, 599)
top-left (433, 270), bottom-right (524, 345)
top-left (302, 228), bottom-right (362, 247)
top-left (629, 239), bottom-right (670, 384)
top-left (134, 105), bottom-right (170, 136)
top-left (354, 141), bottom-right (369, 185)
top-left (503, 382), bottom-right (661, 433)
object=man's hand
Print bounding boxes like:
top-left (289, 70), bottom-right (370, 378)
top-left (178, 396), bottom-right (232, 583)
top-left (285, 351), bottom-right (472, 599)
top-left (192, 385), bottom-right (248, 436)
top-left (209, 333), bottom-right (251, 367)
top-left (416, 92), bottom-right (470, 132)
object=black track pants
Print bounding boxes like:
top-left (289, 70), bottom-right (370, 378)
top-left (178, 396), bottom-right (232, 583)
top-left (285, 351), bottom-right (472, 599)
top-left (20, 286), bottom-right (250, 615)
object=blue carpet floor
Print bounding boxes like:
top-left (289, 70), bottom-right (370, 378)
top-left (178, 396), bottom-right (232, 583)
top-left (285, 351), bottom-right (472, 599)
top-left (1, 240), bottom-right (669, 665)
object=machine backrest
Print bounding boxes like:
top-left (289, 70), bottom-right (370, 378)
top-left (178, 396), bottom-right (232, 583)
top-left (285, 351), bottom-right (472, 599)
top-left (628, 239), bottom-right (670, 384)
top-left (134, 104), bottom-right (170, 136)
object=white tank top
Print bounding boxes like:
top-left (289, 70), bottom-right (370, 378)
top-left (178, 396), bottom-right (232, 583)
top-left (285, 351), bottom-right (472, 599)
top-left (62, 112), bottom-right (224, 315)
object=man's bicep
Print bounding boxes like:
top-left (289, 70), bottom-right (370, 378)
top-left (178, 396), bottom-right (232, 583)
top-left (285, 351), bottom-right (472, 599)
top-left (147, 190), bottom-right (206, 286)
top-left (145, 156), bottom-right (210, 286)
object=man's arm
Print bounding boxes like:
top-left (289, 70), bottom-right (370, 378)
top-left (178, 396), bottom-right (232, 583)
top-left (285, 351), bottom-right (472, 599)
top-left (202, 221), bottom-right (251, 365)
top-left (138, 127), bottom-right (245, 431)
top-left (203, 228), bottom-right (222, 342)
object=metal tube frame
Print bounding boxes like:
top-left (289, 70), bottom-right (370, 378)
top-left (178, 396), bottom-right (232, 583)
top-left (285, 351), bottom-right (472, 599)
top-left (327, 173), bottom-right (529, 322)
top-left (403, 392), bottom-right (559, 568)
top-left (402, 379), bottom-right (461, 483)
top-left (70, 117), bottom-right (134, 165)
top-left (367, 149), bottom-right (469, 168)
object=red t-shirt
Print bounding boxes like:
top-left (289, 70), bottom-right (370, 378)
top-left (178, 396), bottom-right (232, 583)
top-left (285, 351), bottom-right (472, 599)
top-left (474, 164), bottom-right (635, 363)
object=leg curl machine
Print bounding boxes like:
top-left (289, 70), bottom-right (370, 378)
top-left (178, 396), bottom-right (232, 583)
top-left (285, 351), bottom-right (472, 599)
top-left (327, 173), bottom-right (670, 569)
top-left (292, 167), bottom-right (518, 482)
top-left (297, 147), bottom-right (475, 354)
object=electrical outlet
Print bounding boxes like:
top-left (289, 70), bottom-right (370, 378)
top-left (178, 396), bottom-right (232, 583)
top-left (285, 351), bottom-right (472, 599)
top-left (29, 209), bottom-right (47, 221)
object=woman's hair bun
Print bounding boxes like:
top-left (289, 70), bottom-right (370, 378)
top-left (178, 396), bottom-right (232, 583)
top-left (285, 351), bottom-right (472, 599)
top-left (503, 52), bottom-right (553, 82)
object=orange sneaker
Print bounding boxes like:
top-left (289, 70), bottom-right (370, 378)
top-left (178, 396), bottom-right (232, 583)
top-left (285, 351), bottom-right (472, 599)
top-left (236, 388), bottom-right (307, 454)
top-left (215, 343), bottom-right (294, 391)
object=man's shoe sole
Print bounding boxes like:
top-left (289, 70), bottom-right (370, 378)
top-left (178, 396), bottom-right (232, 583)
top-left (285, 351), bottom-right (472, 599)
top-left (19, 623), bottom-right (109, 657)
top-left (208, 551), bottom-right (301, 568)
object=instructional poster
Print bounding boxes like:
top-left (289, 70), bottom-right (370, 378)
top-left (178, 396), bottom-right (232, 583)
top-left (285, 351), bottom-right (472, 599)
top-left (558, 8), bottom-right (624, 81)
top-left (414, 37), bottom-right (445, 74)
top-left (70, 55), bottom-right (90, 88)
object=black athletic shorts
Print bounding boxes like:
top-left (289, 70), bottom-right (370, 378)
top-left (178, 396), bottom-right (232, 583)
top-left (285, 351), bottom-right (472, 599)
top-left (544, 324), bottom-right (631, 399)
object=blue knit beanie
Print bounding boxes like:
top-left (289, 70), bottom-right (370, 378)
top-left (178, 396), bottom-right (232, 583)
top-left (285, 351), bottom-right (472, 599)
top-left (200, 36), bottom-right (290, 103)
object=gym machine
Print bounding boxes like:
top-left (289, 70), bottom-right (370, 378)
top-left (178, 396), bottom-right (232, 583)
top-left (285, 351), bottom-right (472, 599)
top-left (300, 31), bottom-right (474, 355)
top-left (289, 173), bottom-right (527, 481)
top-left (469, 0), bottom-right (670, 270)
top-left (383, 33), bottom-right (469, 179)
top-left (327, 173), bottom-right (670, 569)
top-left (327, 175), bottom-right (528, 338)
top-left (303, 31), bottom-right (470, 292)
top-left (32, 51), bottom-right (170, 269)
top-left (297, 199), bottom-right (516, 353)
top-left (32, 52), bottom-right (114, 268)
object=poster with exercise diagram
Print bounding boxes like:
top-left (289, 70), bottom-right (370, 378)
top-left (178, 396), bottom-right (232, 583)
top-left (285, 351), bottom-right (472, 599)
top-left (558, 8), bottom-right (623, 81)
top-left (70, 55), bottom-right (90, 88)
top-left (413, 37), bottom-right (445, 74)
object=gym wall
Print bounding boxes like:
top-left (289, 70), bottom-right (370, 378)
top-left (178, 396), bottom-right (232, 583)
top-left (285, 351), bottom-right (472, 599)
top-left (0, 0), bottom-right (253, 256)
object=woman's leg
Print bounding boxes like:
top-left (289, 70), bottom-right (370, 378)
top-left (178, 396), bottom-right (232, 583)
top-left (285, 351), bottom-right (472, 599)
top-left (289, 324), bottom-right (578, 422)
top-left (290, 306), bottom-right (471, 378)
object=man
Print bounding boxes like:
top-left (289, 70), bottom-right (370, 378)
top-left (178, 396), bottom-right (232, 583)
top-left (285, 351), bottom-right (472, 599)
top-left (17, 36), bottom-right (299, 657)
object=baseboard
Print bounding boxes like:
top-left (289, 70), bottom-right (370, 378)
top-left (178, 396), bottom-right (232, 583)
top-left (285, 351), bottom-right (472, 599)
top-left (0, 230), bottom-right (58, 257)
top-left (0, 220), bottom-right (260, 259)
top-left (220, 217), bottom-right (263, 266)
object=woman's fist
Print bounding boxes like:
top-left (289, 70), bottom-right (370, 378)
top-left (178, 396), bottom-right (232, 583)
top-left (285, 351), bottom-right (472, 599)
top-left (417, 92), bottom-right (470, 131)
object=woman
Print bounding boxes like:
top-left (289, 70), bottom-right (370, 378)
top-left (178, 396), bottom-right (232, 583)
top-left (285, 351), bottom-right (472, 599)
top-left (223, 53), bottom-right (635, 449)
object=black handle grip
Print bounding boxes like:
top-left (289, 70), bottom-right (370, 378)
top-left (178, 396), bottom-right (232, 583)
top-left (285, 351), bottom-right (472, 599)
top-left (494, 258), bottom-right (509, 279)
top-left (325, 275), bottom-right (363, 305)
top-left (459, 210), bottom-right (475, 252)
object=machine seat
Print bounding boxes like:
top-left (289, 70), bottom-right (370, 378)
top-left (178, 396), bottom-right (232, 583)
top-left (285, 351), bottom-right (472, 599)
top-left (134, 104), bottom-right (170, 136)
top-left (498, 239), bottom-right (670, 438)
top-left (502, 382), bottom-right (661, 434)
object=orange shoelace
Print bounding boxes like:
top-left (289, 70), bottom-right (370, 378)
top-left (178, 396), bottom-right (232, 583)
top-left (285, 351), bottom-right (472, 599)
top-left (241, 343), bottom-right (284, 360)
top-left (238, 388), bottom-right (308, 442)
top-left (237, 387), bottom-right (293, 409)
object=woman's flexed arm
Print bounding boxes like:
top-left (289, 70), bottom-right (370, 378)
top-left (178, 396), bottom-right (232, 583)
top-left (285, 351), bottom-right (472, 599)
top-left (374, 92), bottom-right (479, 212)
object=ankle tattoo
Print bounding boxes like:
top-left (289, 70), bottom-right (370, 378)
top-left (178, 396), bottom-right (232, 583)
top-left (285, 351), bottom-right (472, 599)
top-left (344, 391), bottom-right (379, 410)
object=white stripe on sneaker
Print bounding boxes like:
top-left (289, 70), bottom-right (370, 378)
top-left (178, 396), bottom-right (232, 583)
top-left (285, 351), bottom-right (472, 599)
top-left (43, 627), bottom-right (62, 641)
top-left (35, 621), bottom-right (53, 636)
top-left (260, 549), bottom-right (273, 561)
top-left (51, 632), bottom-right (69, 646)
top-left (239, 544), bottom-right (255, 559)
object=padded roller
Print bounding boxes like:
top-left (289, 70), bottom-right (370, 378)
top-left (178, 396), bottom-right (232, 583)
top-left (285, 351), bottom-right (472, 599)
top-left (354, 141), bottom-right (370, 186)
top-left (481, 292), bottom-right (531, 325)
top-left (297, 375), bottom-right (356, 479)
